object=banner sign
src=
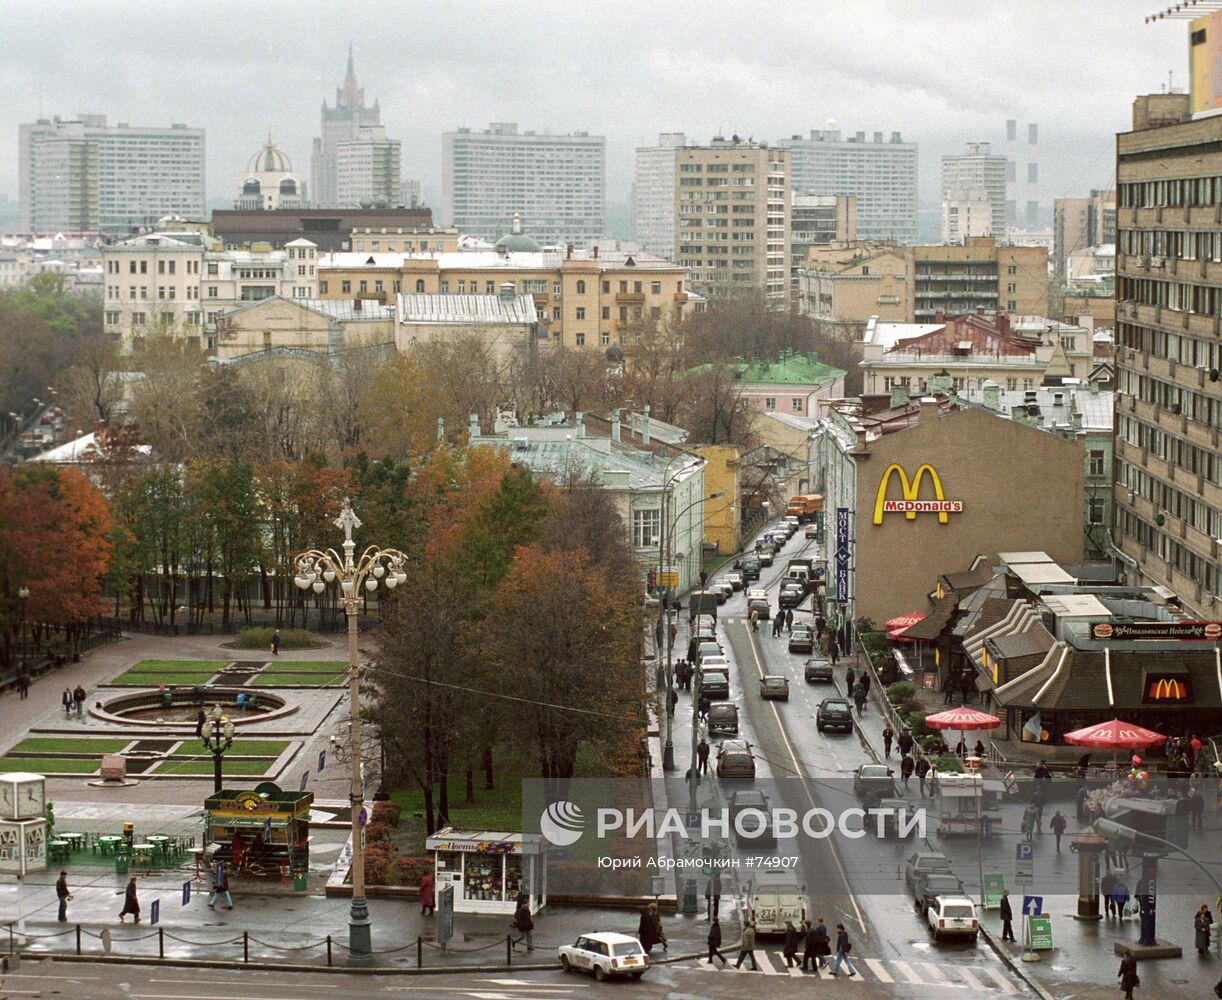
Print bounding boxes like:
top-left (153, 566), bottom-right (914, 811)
top-left (835, 507), bottom-right (850, 606)
top-left (983, 872), bottom-right (1005, 909)
top-left (1091, 620), bottom-right (1222, 642)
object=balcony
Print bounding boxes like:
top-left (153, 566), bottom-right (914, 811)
top-left (616, 292), bottom-right (645, 303)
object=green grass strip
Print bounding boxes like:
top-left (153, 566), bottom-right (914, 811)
top-left (10, 738), bottom-right (129, 755)
top-left (258, 661), bottom-right (347, 674)
top-left (153, 758), bottom-right (272, 776)
top-left (174, 739), bottom-right (290, 758)
top-left (250, 673), bottom-right (344, 687)
top-left (127, 660), bottom-right (228, 672)
top-left (111, 671), bottom-right (220, 687)
top-left (0, 757), bottom-right (98, 774)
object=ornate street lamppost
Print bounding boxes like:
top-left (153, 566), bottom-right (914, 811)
top-left (294, 502), bottom-right (406, 968)
top-left (200, 704), bottom-right (235, 794)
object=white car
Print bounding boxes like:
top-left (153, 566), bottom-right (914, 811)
top-left (926, 895), bottom-right (979, 942)
top-left (724, 571), bottom-right (744, 591)
top-left (559, 932), bottom-right (649, 980)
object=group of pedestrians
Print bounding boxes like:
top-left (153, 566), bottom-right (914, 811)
top-left (707, 913), bottom-right (854, 976)
top-left (60, 684), bottom-right (86, 717)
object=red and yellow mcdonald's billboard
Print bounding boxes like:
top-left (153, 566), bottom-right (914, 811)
top-left (1141, 673), bottom-right (1193, 703)
top-left (872, 463), bottom-right (963, 525)
top-left (1191, 10), bottom-right (1222, 114)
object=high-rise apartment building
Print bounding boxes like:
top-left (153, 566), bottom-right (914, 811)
top-left (1054, 189), bottom-right (1116, 281)
top-left (442, 123), bottom-right (605, 248)
top-left (1114, 93), bottom-right (1222, 614)
top-left (942, 143), bottom-right (1007, 241)
top-left (335, 127), bottom-right (401, 208)
top-left (778, 127), bottom-right (918, 244)
top-left (790, 194), bottom-right (855, 290)
top-left (311, 47), bottom-right (382, 208)
top-left (1004, 119), bottom-right (1040, 226)
top-left (941, 188), bottom-right (994, 244)
top-left (19, 115), bottom-right (204, 234)
top-left (675, 138), bottom-right (790, 302)
top-left (913, 236), bottom-right (1047, 321)
top-left (633, 132), bottom-right (687, 257)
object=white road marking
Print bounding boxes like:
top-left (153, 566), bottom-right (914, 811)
top-left (864, 957), bottom-right (894, 982)
top-left (919, 961), bottom-right (962, 986)
top-left (979, 966), bottom-right (1018, 994)
top-left (956, 966), bottom-right (988, 990)
top-left (890, 959), bottom-right (927, 984)
top-left (150, 981), bottom-right (335, 989)
top-left (755, 948), bottom-right (778, 975)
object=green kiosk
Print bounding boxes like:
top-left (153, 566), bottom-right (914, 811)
top-left (203, 782), bottom-right (313, 886)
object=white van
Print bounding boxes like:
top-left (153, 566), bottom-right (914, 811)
top-left (749, 871), bottom-right (806, 935)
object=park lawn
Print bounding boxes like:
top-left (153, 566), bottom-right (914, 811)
top-left (250, 673), bottom-right (344, 687)
top-left (153, 758), bottom-right (273, 777)
top-left (111, 670), bottom-right (220, 686)
top-left (10, 737), bottom-right (130, 755)
top-left (126, 660), bottom-right (228, 672)
top-left (0, 756), bottom-right (98, 774)
top-left (174, 739), bottom-right (290, 758)
top-left (258, 661), bottom-right (347, 674)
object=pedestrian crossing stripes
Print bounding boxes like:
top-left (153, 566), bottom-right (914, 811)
top-left (687, 951), bottom-right (1017, 992)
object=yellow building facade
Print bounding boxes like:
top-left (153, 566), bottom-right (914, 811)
top-left (696, 444), bottom-right (741, 556)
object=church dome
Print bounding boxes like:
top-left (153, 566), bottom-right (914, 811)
top-left (247, 136), bottom-right (293, 174)
top-left (494, 212), bottom-right (541, 253)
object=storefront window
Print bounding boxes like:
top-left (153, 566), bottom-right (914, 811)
top-left (463, 853), bottom-right (504, 901)
top-left (505, 854), bottom-right (524, 901)
top-left (436, 851), bottom-right (464, 882)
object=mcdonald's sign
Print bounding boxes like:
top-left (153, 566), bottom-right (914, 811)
top-left (872, 463), bottom-right (963, 525)
top-left (1141, 673), bottom-right (1193, 703)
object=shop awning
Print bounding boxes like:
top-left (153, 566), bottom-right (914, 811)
top-left (886, 614), bottom-right (925, 642)
top-left (899, 595), bottom-right (959, 642)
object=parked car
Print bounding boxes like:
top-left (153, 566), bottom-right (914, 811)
top-left (782, 515), bottom-right (800, 533)
top-left (707, 702), bottom-right (739, 735)
top-left (759, 675), bottom-right (790, 700)
top-left (701, 667), bottom-right (730, 699)
top-left (926, 896), bottom-right (979, 943)
top-left (716, 739), bottom-right (756, 779)
top-left (696, 640), bottom-right (723, 661)
top-left (693, 624), bottom-right (717, 643)
top-left (778, 583), bottom-right (806, 609)
top-left (730, 789), bottom-right (775, 847)
top-left (872, 797), bottom-right (917, 840)
top-left (804, 524), bottom-right (818, 539)
top-left (729, 788), bottom-right (769, 824)
top-left (804, 656), bottom-right (834, 683)
top-left (711, 581), bottom-right (732, 604)
top-left (724, 571), bottom-right (744, 592)
top-left (816, 698), bottom-right (853, 733)
top-left (694, 614), bottom-right (716, 632)
top-left (699, 655), bottom-right (730, 673)
top-left (788, 627), bottom-right (814, 653)
top-left (746, 590), bottom-right (771, 620)
top-left (559, 932), bottom-right (649, 980)
top-left (758, 549), bottom-right (774, 567)
top-left (852, 763), bottom-right (897, 803)
top-left (749, 873), bottom-right (807, 936)
top-left (740, 553), bottom-right (761, 581)
top-left (902, 851), bottom-right (953, 891)
top-left (913, 872), bottom-right (966, 914)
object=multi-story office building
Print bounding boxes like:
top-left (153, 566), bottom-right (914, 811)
top-left (941, 143), bottom-right (1007, 242)
top-left (790, 194), bottom-right (855, 290)
top-left (1114, 92), bottom-right (1222, 613)
top-left (1004, 119), bottom-right (1040, 226)
top-left (235, 136), bottom-right (304, 211)
top-left (1054, 189), bottom-right (1116, 281)
top-left (675, 137), bottom-right (790, 302)
top-left (779, 127), bottom-right (918, 244)
top-left (311, 47), bottom-right (383, 208)
top-left (797, 241), bottom-right (912, 341)
top-left (633, 132), bottom-right (687, 258)
top-left (914, 236), bottom-right (1047, 321)
top-left (19, 115), bottom-right (205, 234)
top-left (335, 128), bottom-right (401, 208)
top-left (442, 122), bottom-right (605, 248)
top-left (942, 188), bottom-right (994, 243)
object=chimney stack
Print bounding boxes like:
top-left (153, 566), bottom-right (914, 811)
top-left (996, 313), bottom-right (1010, 337)
top-left (567, 244), bottom-right (573, 259)
top-left (469, 413), bottom-right (481, 438)
top-left (934, 309), bottom-right (945, 324)
top-left (593, 245), bottom-right (599, 259)
top-left (641, 404), bottom-right (651, 446)
top-left (611, 408), bottom-right (621, 443)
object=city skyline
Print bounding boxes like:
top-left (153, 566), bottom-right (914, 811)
top-left (0, 1), bottom-right (1183, 222)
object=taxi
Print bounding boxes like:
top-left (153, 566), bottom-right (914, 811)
top-left (559, 931), bottom-right (649, 980)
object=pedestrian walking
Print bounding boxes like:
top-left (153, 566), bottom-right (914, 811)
top-left (1032, 784), bottom-right (1047, 832)
top-left (511, 896), bottom-right (534, 951)
top-left (1076, 783), bottom-right (1090, 823)
top-left (734, 919), bottom-right (759, 970)
top-left (942, 672), bottom-right (956, 704)
top-left (16, 667), bottom-right (29, 700)
top-left (900, 754), bottom-right (914, 789)
top-left (749, 610), bottom-right (759, 632)
top-left (1117, 954), bottom-right (1140, 1000)
top-left (860, 672), bottom-right (871, 698)
top-left (705, 872), bottom-right (722, 917)
top-left (696, 738), bottom-right (710, 775)
top-left (1102, 871), bottom-right (1118, 918)
top-left (882, 725), bottom-right (894, 758)
top-left (73, 684), bottom-right (86, 717)
top-left (852, 679), bottom-right (866, 714)
top-left (698, 694), bottom-right (710, 720)
top-left (1021, 805), bottom-right (1037, 843)
top-left (1188, 787), bottom-right (1205, 832)
top-left (999, 890), bottom-right (1015, 941)
top-left (898, 729), bottom-right (914, 756)
top-left (960, 672), bottom-right (975, 704)
top-left (271, 629), bottom-right (281, 655)
top-left (830, 923), bottom-right (857, 977)
top-left (419, 871), bottom-right (435, 916)
top-left (1033, 761), bottom-right (1052, 785)
top-left (62, 687), bottom-right (73, 718)
top-left (1050, 810), bottom-right (1068, 853)
top-left (668, 687), bottom-right (678, 716)
top-left (811, 916), bottom-right (831, 969)
top-left (208, 864), bottom-right (233, 910)
top-left (638, 904), bottom-right (658, 953)
top-left (118, 877), bottom-right (140, 923)
top-left (772, 614), bottom-right (783, 638)
top-left (916, 755), bottom-right (931, 796)
top-left (844, 666), bottom-right (855, 695)
top-left (650, 901), bottom-right (667, 952)
top-left (785, 608), bottom-right (793, 633)
top-left (829, 639), bottom-right (839, 666)
top-left (783, 920), bottom-right (801, 967)
top-left (1196, 904), bottom-right (1214, 956)
top-left (56, 870), bottom-right (71, 922)
top-left (706, 915), bottom-right (727, 965)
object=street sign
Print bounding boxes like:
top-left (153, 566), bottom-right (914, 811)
top-left (358, 807), bottom-right (368, 828)
top-left (215, 861), bottom-right (225, 885)
top-left (1022, 895), bottom-right (1043, 916)
top-left (150, 899), bottom-right (160, 926)
top-left (651, 876), bottom-right (666, 897)
top-left (182, 881), bottom-right (191, 906)
top-left (685, 811), bottom-right (701, 829)
top-left (657, 571), bottom-right (679, 589)
top-left (1027, 914), bottom-right (1053, 950)
top-left (834, 507), bottom-right (850, 605)
top-left (814, 567), bottom-right (825, 578)
top-left (318, 750), bottom-right (326, 773)
top-left (437, 885), bottom-right (454, 947)
top-left (1003, 770), bottom-right (1019, 795)
top-left (1015, 843), bottom-right (1033, 861)
top-left (983, 873), bottom-right (1005, 909)
top-left (1015, 842), bottom-right (1034, 884)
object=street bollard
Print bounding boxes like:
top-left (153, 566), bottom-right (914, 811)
top-left (158, 927), bottom-right (164, 959)
top-left (76, 924), bottom-right (81, 955)
top-left (326, 935), bottom-right (332, 967)
top-left (417, 935), bottom-right (422, 968)
top-left (243, 931), bottom-right (249, 963)
top-left (506, 934), bottom-right (512, 965)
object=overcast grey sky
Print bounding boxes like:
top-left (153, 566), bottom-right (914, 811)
top-left (0, 0), bottom-right (1189, 213)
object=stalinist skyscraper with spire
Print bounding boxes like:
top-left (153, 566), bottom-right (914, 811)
top-left (310, 45), bottom-right (384, 207)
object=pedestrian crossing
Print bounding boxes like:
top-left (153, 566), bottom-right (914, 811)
top-left (685, 950), bottom-right (1017, 991)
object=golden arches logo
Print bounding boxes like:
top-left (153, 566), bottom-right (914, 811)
top-left (1147, 678), bottom-right (1187, 700)
top-left (872, 463), bottom-right (963, 525)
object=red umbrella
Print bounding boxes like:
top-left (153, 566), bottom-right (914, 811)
top-left (924, 707), bottom-right (1001, 731)
top-left (1063, 719), bottom-right (1164, 750)
top-left (886, 613), bottom-right (924, 642)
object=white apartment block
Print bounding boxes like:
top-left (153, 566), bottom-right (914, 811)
top-left (103, 231), bottom-right (318, 352)
top-left (336, 130), bottom-right (401, 208)
top-left (20, 115), bottom-right (205, 234)
top-left (778, 127), bottom-right (918, 244)
top-left (442, 123), bottom-right (605, 248)
top-left (941, 143), bottom-right (1007, 241)
top-left (633, 132), bottom-right (686, 258)
top-left (941, 188), bottom-right (994, 243)
top-left (1004, 119), bottom-right (1040, 227)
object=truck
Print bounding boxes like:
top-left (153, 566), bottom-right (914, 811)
top-left (785, 557), bottom-right (815, 592)
top-left (784, 494), bottom-right (824, 523)
top-left (688, 591), bottom-right (720, 623)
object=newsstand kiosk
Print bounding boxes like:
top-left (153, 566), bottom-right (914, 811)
top-left (425, 828), bottom-right (547, 915)
top-left (204, 781), bottom-right (313, 885)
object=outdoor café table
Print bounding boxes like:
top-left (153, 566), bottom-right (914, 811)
top-left (147, 835), bottom-right (171, 863)
top-left (60, 831), bottom-right (85, 850)
top-left (48, 839), bottom-right (70, 863)
top-left (132, 843), bottom-right (157, 870)
top-left (98, 835), bottom-right (121, 855)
